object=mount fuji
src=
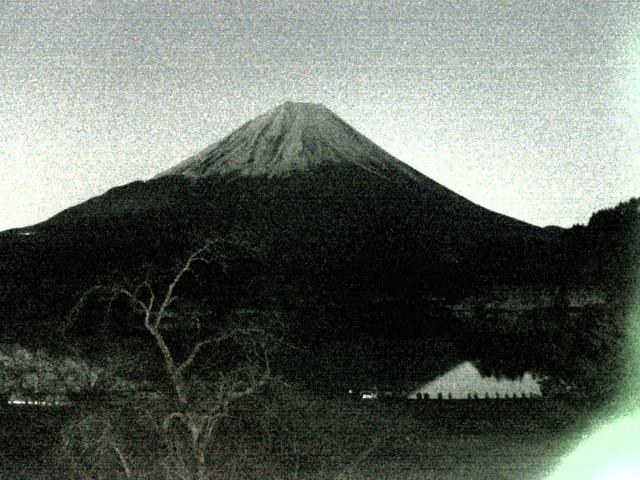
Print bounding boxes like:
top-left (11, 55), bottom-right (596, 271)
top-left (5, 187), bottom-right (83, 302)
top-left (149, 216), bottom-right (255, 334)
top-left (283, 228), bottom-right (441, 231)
top-left (3, 101), bottom-right (554, 306)
top-left (0, 102), bottom-right (558, 387)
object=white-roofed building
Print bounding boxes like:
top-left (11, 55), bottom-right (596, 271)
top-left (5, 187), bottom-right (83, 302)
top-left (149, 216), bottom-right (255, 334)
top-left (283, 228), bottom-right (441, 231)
top-left (407, 361), bottom-right (542, 400)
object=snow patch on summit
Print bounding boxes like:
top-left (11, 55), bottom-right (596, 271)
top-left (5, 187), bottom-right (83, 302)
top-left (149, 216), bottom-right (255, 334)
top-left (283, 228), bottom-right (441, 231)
top-left (157, 102), bottom-right (422, 182)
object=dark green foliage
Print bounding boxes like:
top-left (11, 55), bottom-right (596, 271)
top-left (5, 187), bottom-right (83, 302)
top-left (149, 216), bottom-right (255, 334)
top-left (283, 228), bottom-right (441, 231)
top-left (456, 198), bottom-right (639, 401)
top-left (560, 197), bottom-right (639, 292)
top-left (48, 390), bottom-right (590, 480)
top-left (462, 296), bottom-right (630, 402)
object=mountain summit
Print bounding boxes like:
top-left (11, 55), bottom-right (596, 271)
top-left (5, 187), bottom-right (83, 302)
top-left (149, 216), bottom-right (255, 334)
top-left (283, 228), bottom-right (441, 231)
top-left (158, 102), bottom-right (421, 182)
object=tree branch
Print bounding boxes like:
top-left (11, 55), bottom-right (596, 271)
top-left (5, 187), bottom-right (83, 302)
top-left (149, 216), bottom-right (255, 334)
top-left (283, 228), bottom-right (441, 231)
top-left (177, 339), bottom-right (214, 375)
top-left (155, 240), bottom-right (216, 329)
top-left (111, 442), bottom-right (133, 479)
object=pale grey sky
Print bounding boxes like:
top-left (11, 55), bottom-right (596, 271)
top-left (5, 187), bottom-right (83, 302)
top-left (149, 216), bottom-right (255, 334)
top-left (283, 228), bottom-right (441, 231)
top-left (1, 0), bottom-right (639, 230)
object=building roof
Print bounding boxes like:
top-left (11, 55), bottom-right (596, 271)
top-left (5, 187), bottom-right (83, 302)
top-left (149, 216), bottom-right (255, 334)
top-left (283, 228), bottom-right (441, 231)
top-left (408, 361), bottom-right (541, 399)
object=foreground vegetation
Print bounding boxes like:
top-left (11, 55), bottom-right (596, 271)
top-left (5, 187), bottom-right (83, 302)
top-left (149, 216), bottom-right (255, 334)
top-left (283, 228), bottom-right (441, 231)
top-left (2, 201), bottom-right (636, 480)
top-left (1, 394), bottom-right (592, 480)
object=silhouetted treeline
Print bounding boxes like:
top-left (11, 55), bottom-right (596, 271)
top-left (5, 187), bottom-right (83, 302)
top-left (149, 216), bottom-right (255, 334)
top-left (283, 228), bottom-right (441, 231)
top-left (463, 198), bottom-right (639, 400)
top-left (561, 197), bottom-right (639, 293)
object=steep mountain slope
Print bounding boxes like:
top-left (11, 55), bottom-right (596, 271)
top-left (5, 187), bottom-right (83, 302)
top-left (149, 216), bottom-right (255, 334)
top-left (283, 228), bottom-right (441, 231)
top-left (0, 102), bottom-right (561, 389)
top-left (23, 103), bottom-right (553, 298)
top-left (2, 101), bottom-right (557, 311)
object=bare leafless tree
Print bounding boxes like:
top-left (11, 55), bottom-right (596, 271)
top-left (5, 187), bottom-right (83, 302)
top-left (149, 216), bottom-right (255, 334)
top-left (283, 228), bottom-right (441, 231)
top-left (64, 238), bottom-right (281, 479)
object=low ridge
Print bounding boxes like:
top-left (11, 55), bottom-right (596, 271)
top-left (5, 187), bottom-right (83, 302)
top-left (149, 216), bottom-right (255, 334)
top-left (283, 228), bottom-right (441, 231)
top-left (158, 102), bottom-right (422, 182)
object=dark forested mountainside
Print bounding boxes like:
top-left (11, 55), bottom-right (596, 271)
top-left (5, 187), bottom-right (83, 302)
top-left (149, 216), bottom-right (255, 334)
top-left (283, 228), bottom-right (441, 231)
top-left (462, 198), bottom-right (639, 399)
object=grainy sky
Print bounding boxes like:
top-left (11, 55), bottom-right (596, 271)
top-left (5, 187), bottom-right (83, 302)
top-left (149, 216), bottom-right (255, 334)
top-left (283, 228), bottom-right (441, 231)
top-left (1, 0), bottom-right (638, 231)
